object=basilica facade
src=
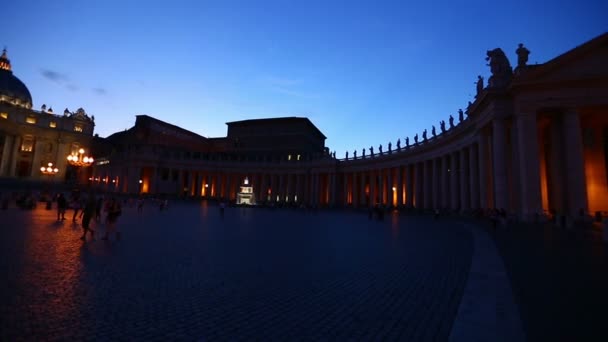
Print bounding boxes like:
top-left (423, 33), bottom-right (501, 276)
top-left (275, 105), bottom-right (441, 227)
top-left (2, 33), bottom-right (608, 221)
top-left (0, 49), bottom-right (95, 183)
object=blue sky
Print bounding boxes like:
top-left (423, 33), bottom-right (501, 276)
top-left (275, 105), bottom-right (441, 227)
top-left (4, 0), bottom-right (607, 156)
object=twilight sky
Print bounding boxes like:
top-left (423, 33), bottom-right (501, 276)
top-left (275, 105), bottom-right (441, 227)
top-left (4, 0), bottom-right (607, 156)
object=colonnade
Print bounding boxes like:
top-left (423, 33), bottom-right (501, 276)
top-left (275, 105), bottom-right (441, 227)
top-left (92, 107), bottom-right (607, 220)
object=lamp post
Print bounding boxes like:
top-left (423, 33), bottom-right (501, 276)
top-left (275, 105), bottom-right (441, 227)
top-left (66, 148), bottom-right (94, 185)
top-left (67, 148), bottom-right (94, 167)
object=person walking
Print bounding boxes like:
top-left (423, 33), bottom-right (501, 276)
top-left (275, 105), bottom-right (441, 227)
top-left (95, 196), bottom-right (104, 222)
top-left (102, 198), bottom-right (122, 241)
top-left (56, 193), bottom-right (67, 221)
top-left (71, 194), bottom-right (81, 222)
top-left (80, 195), bottom-right (97, 241)
top-left (137, 197), bottom-right (144, 214)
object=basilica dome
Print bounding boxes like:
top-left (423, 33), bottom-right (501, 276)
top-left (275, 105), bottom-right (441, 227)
top-left (0, 49), bottom-right (33, 109)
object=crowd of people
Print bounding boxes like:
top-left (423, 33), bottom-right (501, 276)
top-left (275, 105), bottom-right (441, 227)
top-left (54, 191), bottom-right (124, 241)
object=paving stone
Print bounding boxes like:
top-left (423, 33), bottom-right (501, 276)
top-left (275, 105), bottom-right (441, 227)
top-left (0, 203), bottom-right (473, 340)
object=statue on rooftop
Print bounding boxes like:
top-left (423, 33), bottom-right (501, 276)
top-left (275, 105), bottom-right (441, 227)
top-left (422, 129), bottom-right (427, 141)
top-left (396, 138), bottom-right (401, 150)
top-left (486, 48), bottom-right (513, 87)
top-left (414, 134), bottom-right (418, 145)
top-left (405, 137), bottom-right (410, 147)
top-left (432, 125), bottom-right (436, 137)
top-left (362, 148), bottom-right (366, 158)
top-left (476, 75), bottom-right (484, 97)
top-left (379, 144), bottom-right (383, 154)
top-left (449, 115), bottom-right (454, 129)
top-left (516, 43), bottom-right (530, 68)
top-left (440, 120), bottom-right (446, 133)
top-left (458, 109), bottom-right (464, 122)
top-left (354, 150), bottom-right (357, 159)
top-left (388, 142), bottom-right (392, 153)
top-left (370, 146), bottom-right (374, 156)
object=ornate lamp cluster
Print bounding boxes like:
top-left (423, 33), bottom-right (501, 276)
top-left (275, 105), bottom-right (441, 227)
top-left (40, 162), bottom-right (59, 175)
top-left (67, 148), bottom-right (94, 167)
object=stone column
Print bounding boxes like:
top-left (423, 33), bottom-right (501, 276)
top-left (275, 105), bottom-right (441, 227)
top-left (370, 170), bottom-right (376, 206)
top-left (459, 148), bottom-right (470, 212)
top-left (423, 160), bottom-right (432, 209)
top-left (405, 165), bottom-right (414, 207)
top-left (450, 152), bottom-right (459, 211)
top-left (516, 113), bottom-right (544, 220)
top-left (396, 166), bottom-right (403, 207)
top-left (432, 158), bottom-right (440, 210)
top-left (492, 118), bottom-right (509, 210)
top-left (548, 115), bottom-right (565, 213)
top-left (352, 173), bottom-right (359, 207)
top-left (343, 173), bottom-right (349, 205)
top-left (0, 135), bottom-right (13, 176)
top-left (31, 140), bottom-right (45, 178)
top-left (478, 135), bottom-right (489, 209)
top-left (469, 143), bottom-right (480, 210)
top-left (9, 135), bottom-right (21, 177)
top-left (387, 168), bottom-right (393, 206)
top-left (562, 110), bottom-right (588, 216)
top-left (414, 162), bottom-right (423, 208)
top-left (360, 172), bottom-right (367, 207)
top-left (378, 169), bottom-right (385, 205)
top-left (442, 154), bottom-right (450, 209)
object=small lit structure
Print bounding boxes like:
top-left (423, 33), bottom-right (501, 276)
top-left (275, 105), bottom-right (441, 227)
top-left (40, 162), bottom-right (59, 175)
top-left (236, 177), bottom-right (256, 205)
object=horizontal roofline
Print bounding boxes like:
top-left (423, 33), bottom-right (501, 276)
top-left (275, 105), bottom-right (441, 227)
top-left (226, 116), bottom-right (326, 139)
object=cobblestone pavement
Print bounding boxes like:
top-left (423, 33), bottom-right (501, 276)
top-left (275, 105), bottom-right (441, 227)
top-left (491, 222), bottom-right (608, 342)
top-left (0, 203), bottom-right (473, 341)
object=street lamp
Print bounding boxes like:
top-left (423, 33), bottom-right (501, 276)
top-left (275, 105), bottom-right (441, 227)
top-left (40, 162), bottom-right (59, 175)
top-left (67, 148), bottom-right (94, 167)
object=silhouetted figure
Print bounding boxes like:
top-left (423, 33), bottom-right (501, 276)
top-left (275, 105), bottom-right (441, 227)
top-left (379, 144), bottom-right (382, 154)
top-left (516, 43), bottom-right (530, 68)
top-left (458, 109), bottom-right (464, 122)
top-left (476, 75), bottom-right (484, 97)
top-left (345, 151), bottom-right (349, 160)
top-left (220, 200), bottom-right (226, 218)
top-left (137, 198), bottom-right (144, 214)
top-left (440, 120), bottom-right (446, 133)
top-left (370, 146), bottom-right (374, 156)
top-left (422, 129), bottom-right (427, 141)
top-left (396, 138), bottom-right (401, 149)
top-left (449, 115), bottom-right (454, 129)
top-left (432, 126), bottom-right (436, 137)
top-left (388, 142), bottom-right (392, 153)
top-left (414, 134), bottom-right (418, 145)
top-left (71, 194), bottom-right (81, 222)
top-left (405, 137), bottom-right (410, 147)
top-left (362, 148), bottom-right (366, 158)
top-left (56, 193), bottom-right (67, 221)
top-left (95, 196), bottom-right (104, 221)
top-left (80, 195), bottom-right (96, 241)
top-left (102, 198), bottom-right (122, 241)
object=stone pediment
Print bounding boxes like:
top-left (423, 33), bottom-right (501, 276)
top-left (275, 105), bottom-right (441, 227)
top-left (514, 32), bottom-right (608, 85)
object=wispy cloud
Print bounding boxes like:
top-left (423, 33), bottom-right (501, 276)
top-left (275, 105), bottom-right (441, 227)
top-left (41, 69), bottom-right (69, 83)
top-left (92, 87), bottom-right (107, 95)
top-left (41, 68), bottom-right (80, 91)
top-left (270, 87), bottom-right (319, 99)
top-left (261, 75), bottom-right (318, 99)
